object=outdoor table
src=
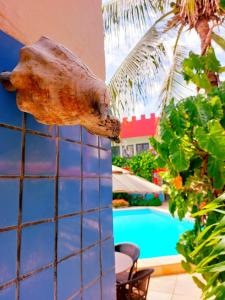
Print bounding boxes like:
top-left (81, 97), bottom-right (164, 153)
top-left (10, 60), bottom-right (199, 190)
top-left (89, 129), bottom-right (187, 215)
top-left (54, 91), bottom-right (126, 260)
top-left (115, 251), bottom-right (133, 275)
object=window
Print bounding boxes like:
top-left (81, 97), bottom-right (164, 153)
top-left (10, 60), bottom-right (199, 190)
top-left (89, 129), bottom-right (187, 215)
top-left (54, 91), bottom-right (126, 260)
top-left (112, 146), bottom-right (120, 156)
top-left (122, 145), bottom-right (134, 157)
top-left (136, 143), bottom-right (149, 154)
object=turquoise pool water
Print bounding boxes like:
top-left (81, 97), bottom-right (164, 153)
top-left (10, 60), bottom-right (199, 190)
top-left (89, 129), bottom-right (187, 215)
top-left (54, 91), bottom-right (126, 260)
top-left (113, 208), bottom-right (193, 259)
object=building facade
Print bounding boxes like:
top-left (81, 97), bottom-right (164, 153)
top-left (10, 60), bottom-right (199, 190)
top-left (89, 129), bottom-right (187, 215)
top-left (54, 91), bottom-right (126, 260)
top-left (112, 114), bottom-right (159, 157)
top-left (0, 1), bottom-right (116, 299)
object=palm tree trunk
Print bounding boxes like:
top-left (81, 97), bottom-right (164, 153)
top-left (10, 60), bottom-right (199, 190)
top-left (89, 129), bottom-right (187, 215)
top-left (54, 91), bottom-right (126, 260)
top-left (195, 17), bottom-right (219, 87)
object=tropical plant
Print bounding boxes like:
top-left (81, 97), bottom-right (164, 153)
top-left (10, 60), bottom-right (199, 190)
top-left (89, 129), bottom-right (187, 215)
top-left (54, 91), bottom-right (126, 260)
top-left (103, 0), bottom-right (225, 115)
top-left (150, 79), bottom-right (225, 299)
top-left (178, 193), bottom-right (225, 299)
top-left (112, 151), bottom-right (157, 181)
top-left (128, 151), bottom-right (157, 181)
top-left (112, 155), bottom-right (128, 167)
top-left (129, 195), bottom-right (162, 206)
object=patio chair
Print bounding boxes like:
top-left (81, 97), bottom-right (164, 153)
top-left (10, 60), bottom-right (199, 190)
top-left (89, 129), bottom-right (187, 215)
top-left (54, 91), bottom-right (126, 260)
top-left (115, 243), bottom-right (140, 282)
top-left (116, 268), bottom-right (154, 300)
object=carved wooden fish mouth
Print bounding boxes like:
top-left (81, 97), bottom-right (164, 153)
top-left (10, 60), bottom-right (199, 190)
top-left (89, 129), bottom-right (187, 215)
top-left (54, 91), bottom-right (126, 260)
top-left (0, 36), bottom-right (120, 141)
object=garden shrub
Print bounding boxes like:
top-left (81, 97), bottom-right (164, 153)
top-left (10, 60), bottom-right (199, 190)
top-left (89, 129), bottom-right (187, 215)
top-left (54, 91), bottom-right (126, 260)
top-left (129, 195), bottom-right (161, 207)
top-left (112, 192), bottom-right (130, 201)
top-left (112, 151), bottom-right (157, 182)
top-left (128, 151), bottom-right (157, 182)
top-left (112, 156), bottom-right (128, 167)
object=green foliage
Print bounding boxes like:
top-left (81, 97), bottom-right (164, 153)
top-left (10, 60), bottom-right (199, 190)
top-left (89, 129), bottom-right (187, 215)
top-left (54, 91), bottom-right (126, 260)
top-left (112, 151), bottom-right (157, 181)
top-left (112, 156), bottom-right (128, 167)
top-left (113, 192), bottom-right (130, 201)
top-left (151, 82), bottom-right (225, 299)
top-left (128, 151), bottom-right (157, 181)
top-left (128, 195), bottom-right (161, 207)
top-left (177, 193), bottom-right (225, 300)
top-left (182, 48), bottom-right (224, 92)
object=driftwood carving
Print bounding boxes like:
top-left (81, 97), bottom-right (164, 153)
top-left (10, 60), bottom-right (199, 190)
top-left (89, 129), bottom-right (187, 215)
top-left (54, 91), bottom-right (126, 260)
top-left (1, 36), bottom-right (120, 141)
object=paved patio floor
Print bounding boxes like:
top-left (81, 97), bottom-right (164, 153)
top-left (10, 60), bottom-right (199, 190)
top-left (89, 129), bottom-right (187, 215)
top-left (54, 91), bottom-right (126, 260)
top-left (147, 274), bottom-right (202, 300)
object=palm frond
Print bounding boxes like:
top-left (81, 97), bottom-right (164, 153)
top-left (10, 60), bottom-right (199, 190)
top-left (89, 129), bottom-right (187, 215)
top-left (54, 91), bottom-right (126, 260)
top-left (108, 11), bottom-right (174, 117)
top-left (159, 45), bottom-right (194, 110)
top-left (159, 25), bottom-right (194, 109)
top-left (212, 32), bottom-right (225, 51)
top-left (103, 0), bottom-right (170, 47)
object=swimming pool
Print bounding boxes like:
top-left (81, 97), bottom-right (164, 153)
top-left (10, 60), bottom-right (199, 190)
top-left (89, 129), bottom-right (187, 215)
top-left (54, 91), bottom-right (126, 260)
top-left (113, 208), bottom-right (193, 259)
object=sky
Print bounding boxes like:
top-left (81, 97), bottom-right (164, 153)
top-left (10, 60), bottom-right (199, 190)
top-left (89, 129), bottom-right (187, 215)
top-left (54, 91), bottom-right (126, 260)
top-left (103, 0), bottom-right (225, 118)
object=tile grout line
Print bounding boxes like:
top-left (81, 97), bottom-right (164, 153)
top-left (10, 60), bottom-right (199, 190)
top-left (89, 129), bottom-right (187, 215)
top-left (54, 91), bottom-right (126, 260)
top-left (16, 113), bottom-right (26, 300)
top-left (80, 127), bottom-right (84, 300)
top-left (54, 126), bottom-right (59, 300)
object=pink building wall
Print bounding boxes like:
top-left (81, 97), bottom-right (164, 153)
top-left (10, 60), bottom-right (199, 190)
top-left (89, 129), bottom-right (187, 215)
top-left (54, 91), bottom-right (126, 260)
top-left (0, 0), bottom-right (105, 79)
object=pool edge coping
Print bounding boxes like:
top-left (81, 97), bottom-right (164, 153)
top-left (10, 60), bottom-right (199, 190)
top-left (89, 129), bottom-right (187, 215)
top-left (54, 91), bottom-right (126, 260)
top-left (113, 206), bottom-right (194, 221)
top-left (138, 254), bottom-right (186, 277)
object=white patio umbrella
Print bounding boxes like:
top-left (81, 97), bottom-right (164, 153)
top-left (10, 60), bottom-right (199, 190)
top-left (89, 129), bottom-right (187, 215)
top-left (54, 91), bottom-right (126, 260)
top-left (112, 165), bottom-right (163, 194)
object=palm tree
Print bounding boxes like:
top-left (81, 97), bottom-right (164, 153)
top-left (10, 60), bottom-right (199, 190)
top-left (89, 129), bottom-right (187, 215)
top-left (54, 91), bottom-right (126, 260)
top-left (103, 0), bottom-right (225, 116)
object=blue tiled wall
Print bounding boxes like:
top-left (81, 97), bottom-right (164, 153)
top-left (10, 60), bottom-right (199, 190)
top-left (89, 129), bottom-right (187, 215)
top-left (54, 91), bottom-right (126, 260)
top-left (0, 30), bottom-right (116, 300)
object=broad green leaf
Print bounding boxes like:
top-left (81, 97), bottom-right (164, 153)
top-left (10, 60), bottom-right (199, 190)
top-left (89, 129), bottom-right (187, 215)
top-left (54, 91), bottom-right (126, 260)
top-left (183, 96), bottom-right (212, 127)
top-left (205, 47), bottom-right (221, 72)
top-left (207, 156), bottom-right (225, 189)
top-left (160, 119), bottom-right (176, 143)
top-left (169, 108), bottom-right (186, 135)
top-left (194, 120), bottom-right (225, 160)
top-left (209, 96), bottom-right (223, 120)
top-left (169, 146), bottom-right (190, 172)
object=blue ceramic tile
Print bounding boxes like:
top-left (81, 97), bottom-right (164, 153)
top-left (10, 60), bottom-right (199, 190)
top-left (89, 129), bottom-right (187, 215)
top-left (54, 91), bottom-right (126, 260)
top-left (100, 149), bottom-right (112, 177)
top-left (102, 271), bottom-right (116, 300)
top-left (58, 179), bottom-right (81, 216)
top-left (0, 127), bottom-right (21, 175)
top-left (83, 281), bottom-right (101, 300)
top-left (20, 268), bottom-right (54, 300)
top-left (82, 212), bottom-right (99, 248)
top-left (59, 126), bottom-right (81, 142)
top-left (57, 255), bottom-right (81, 300)
top-left (100, 178), bottom-right (112, 207)
top-left (100, 208), bottom-right (113, 240)
top-left (99, 137), bottom-right (111, 150)
top-left (0, 30), bottom-right (23, 70)
top-left (82, 128), bottom-right (98, 146)
top-left (71, 296), bottom-right (81, 300)
top-left (101, 239), bottom-right (115, 274)
top-left (83, 146), bottom-right (99, 177)
top-left (0, 31), bottom-right (23, 127)
top-left (0, 230), bottom-right (17, 285)
top-left (0, 87), bottom-right (23, 127)
top-left (0, 284), bottom-right (16, 300)
top-left (0, 179), bottom-right (19, 228)
top-left (59, 141), bottom-right (81, 176)
top-left (25, 134), bottom-right (56, 176)
top-left (22, 179), bottom-right (54, 223)
top-left (82, 245), bottom-right (100, 286)
top-left (83, 178), bottom-right (99, 211)
top-left (20, 223), bottom-right (54, 274)
top-left (58, 215), bottom-right (81, 259)
top-left (26, 114), bottom-right (56, 136)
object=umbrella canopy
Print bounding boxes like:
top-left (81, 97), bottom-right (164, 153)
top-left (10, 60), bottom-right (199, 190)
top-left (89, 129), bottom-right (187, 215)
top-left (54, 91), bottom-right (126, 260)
top-left (112, 165), bottom-right (163, 194)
